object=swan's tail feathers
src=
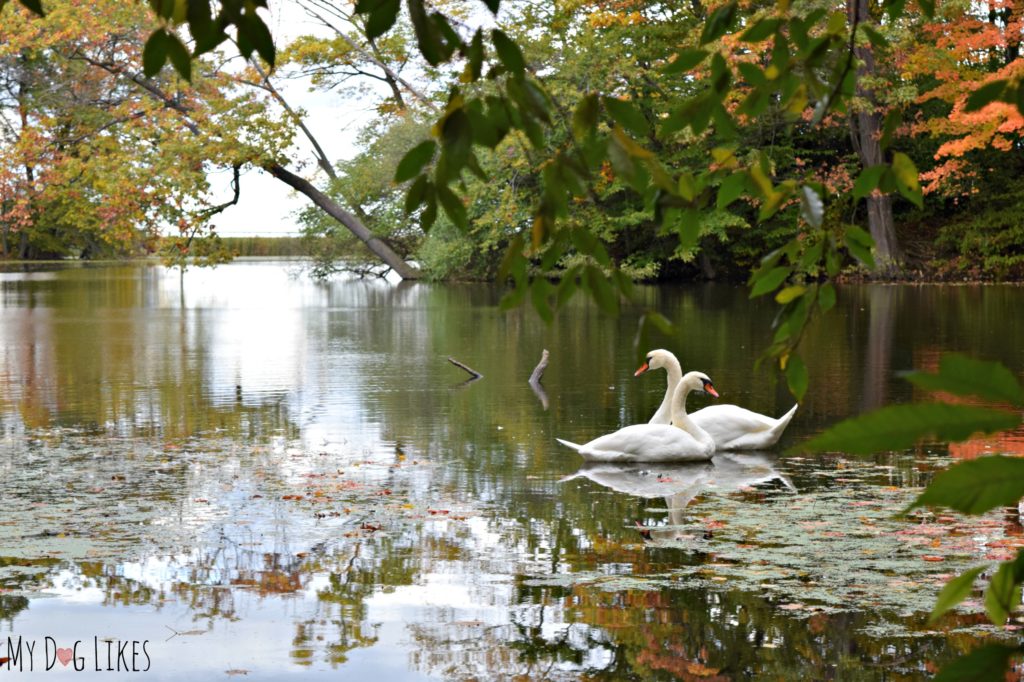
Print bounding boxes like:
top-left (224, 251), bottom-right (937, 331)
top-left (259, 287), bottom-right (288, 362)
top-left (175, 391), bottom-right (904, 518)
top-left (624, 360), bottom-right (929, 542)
top-left (556, 438), bottom-right (583, 452)
top-left (766, 404), bottom-right (799, 444)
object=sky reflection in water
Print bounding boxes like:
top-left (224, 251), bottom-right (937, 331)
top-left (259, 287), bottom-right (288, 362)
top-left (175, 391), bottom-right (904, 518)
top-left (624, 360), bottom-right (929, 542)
top-left (1, 263), bottom-right (1024, 679)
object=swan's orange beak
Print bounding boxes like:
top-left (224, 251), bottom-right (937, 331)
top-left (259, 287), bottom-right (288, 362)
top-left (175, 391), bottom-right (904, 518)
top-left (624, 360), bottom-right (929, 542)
top-left (704, 383), bottom-right (719, 398)
top-left (634, 362), bottom-right (649, 376)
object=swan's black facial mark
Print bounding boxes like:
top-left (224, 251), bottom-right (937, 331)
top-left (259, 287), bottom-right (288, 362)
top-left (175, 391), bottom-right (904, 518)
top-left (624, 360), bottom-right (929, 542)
top-left (702, 379), bottom-right (719, 398)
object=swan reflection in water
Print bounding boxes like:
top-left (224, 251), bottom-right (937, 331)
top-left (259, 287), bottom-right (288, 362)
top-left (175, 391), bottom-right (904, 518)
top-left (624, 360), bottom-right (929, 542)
top-left (561, 452), bottom-right (794, 543)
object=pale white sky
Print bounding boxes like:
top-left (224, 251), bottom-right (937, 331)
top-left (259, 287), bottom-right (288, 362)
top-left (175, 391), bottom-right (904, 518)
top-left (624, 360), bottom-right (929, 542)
top-left (210, 1), bottom-right (379, 237)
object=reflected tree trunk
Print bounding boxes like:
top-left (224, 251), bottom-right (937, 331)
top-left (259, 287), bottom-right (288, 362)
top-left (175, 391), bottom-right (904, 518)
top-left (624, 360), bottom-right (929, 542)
top-left (861, 285), bottom-right (896, 411)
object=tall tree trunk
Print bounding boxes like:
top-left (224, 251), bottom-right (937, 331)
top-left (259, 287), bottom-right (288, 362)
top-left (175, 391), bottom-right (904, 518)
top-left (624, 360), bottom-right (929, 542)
top-left (847, 0), bottom-right (902, 277)
top-left (266, 163), bottom-right (421, 279)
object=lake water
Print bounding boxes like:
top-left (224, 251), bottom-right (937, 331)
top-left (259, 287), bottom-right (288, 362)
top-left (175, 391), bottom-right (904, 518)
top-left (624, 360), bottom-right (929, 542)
top-left (1, 261), bottom-right (1023, 679)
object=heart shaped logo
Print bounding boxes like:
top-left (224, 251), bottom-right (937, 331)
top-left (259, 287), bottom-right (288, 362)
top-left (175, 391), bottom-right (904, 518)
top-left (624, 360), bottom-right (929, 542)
top-left (56, 648), bottom-right (73, 667)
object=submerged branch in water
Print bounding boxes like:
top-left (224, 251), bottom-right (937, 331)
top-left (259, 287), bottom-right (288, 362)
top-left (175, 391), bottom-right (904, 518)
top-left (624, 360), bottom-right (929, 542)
top-left (529, 349), bottom-right (550, 410)
top-left (447, 357), bottom-right (483, 380)
top-left (529, 349), bottom-right (549, 385)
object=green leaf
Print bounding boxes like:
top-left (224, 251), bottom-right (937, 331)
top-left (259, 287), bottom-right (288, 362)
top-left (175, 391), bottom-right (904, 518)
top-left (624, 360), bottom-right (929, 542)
top-left (365, 0), bottom-right (400, 38)
top-left (570, 229), bottom-right (610, 266)
top-left (643, 311), bottom-right (676, 335)
top-left (915, 0), bottom-right (935, 18)
top-left (395, 141), bottom-right (436, 183)
top-left (612, 268), bottom-right (635, 300)
top-left (404, 175), bottom-right (430, 213)
top-left (934, 644), bottom-right (1021, 682)
top-left (491, 29), bottom-right (525, 74)
top-left (604, 97), bottom-right (650, 137)
top-left (880, 109), bottom-right (902, 150)
top-left (930, 566), bottom-right (988, 623)
top-left (890, 152), bottom-right (923, 208)
top-left (408, 0), bottom-right (443, 65)
top-left (798, 238), bottom-right (824, 271)
top-left (709, 52), bottom-right (732, 95)
top-left (584, 265), bottom-right (618, 315)
top-left (853, 165), bottom-right (888, 199)
top-left (905, 354), bottom-right (1024, 406)
top-left (497, 234), bottom-right (525, 282)
top-left (785, 354), bottom-right (808, 401)
top-left (909, 455), bottom-right (1024, 515)
top-left (607, 132), bottom-right (641, 188)
top-left (700, 1), bottom-right (737, 45)
top-left (441, 108), bottom-right (472, 171)
top-left (238, 12), bottom-right (276, 66)
top-left (530, 277), bottom-right (555, 324)
top-left (573, 94), bottom-right (599, 140)
top-left (985, 561), bottom-right (1021, 625)
top-left (818, 282), bottom-right (836, 312)
top-left (499, 281), bottom-right (528, 311)
top-left (663, 48), bottom-right (708, 75)
top-left (740, 18), bottom-right (781, 42)
top-left (188, 0), bottom-right (222, 54)
top-left (165, 31), bottom-right (192, 81)
top-left (661, 96), bottom-right (710, 137)
top-left (965, 80), bottom-right (1008, 112)
top-left (677, 172), bottom-right (697, 201)
top-left (845, 225), bottom-right (876, 269)
top-left (845, 225), bottom-right (874, 249)
top-left (465, 30), bottom-right (484, 80)
top-left (883, 0), bottom-right (907, 21)
top-left (420, 194), bottom-right (438, 231)
top-left (775, 285), bottom-right (805, 304)
top-left (556, 265), bottom-right (580, 307)
top-left (669, 208), bottom-right (701, 253)
top-left (143, 29), bottom-right (170, 78)
top-left (736, 63), bottom-right (768, 88)
top-left (860, 24), bottom-right (888, 50)
top-left (153, 0), bottom-right (174, 20)
top-left (436, 185), bottom-right (468, 231)
top-left (795, 404), bottom-right (1020, 456)
top-left (717, 172), bottom-right (747, 208)
top-left (749, 266), bottom-right (790, 298)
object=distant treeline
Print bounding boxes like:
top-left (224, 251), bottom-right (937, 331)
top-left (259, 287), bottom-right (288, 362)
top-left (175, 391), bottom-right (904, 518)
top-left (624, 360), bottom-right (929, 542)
top-left (214, 236), bottom-right (308, 257)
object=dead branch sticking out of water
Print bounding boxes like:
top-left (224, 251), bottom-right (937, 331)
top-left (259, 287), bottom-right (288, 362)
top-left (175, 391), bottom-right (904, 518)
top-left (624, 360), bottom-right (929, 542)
top-left (529, 349), bottom-right (550, 410)
top-left (447, 356), bottom-right (483, 381)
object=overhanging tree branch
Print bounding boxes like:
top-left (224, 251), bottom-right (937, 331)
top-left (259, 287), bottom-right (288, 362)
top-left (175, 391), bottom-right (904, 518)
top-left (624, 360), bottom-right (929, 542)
top-left (74, 52), bottom-right (421, 279)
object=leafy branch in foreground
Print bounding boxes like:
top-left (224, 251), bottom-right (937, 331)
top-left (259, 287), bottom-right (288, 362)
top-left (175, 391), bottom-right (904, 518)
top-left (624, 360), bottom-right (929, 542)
top-left (796, 353), bottom-right (1024, 679)
top-left (2, 0), bottom-right (276, 80)
top-left (357, 0), bottom-right (930, 384)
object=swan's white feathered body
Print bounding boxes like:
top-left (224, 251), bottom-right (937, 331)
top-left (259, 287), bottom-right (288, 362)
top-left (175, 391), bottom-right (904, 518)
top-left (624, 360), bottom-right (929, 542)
top-left (557, 371), bottom-right (718, 463)
top-left (637, 349), bottom-right (798, 450)
top-left (690, 403), bottom-right (799, 450)
top-left (556, 423), bottom-right (714, 463)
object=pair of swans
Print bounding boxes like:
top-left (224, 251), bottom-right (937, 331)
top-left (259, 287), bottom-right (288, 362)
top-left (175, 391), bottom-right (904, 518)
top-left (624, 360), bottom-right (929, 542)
top-left (557, 349), bottom-right (798, 462)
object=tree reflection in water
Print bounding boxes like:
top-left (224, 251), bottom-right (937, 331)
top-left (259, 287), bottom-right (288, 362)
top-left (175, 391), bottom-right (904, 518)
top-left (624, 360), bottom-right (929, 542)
top-left (2, 265), bottom-right (1023, 677)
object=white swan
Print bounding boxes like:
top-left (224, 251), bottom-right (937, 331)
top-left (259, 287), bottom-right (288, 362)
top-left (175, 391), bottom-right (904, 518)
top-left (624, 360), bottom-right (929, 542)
top-left (636, 349), bottom-right (798, 450)
top-left (556, 371), bottom-right (718, 462)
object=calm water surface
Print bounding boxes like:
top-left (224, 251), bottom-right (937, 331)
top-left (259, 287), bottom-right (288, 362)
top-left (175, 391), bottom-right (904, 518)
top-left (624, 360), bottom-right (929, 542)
top-left (1, 262), bottom-right (1023, 680)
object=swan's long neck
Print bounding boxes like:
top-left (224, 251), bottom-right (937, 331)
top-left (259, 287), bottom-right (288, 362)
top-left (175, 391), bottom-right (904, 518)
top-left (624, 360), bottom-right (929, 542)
top-left (652, 357), bottom-right (683, 423)
top-left (670, 382), bottom-right (714, 448)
